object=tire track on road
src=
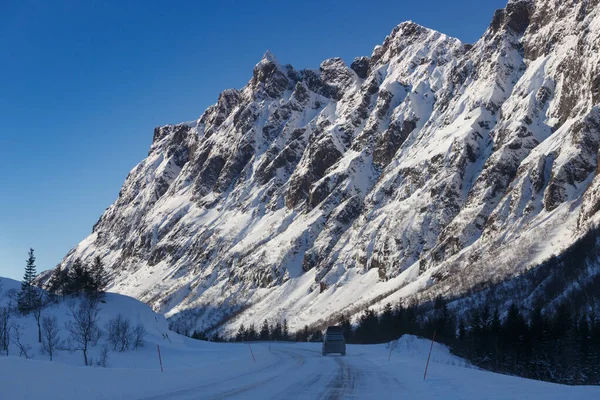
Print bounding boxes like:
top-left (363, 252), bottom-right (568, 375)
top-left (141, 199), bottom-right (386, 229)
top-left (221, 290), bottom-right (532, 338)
top-left (319, 357), bottom-right (360, 400)
top-left (140, 348), bottom-right (287, 400)
top-left (207, 348), bottom-right (305, 400)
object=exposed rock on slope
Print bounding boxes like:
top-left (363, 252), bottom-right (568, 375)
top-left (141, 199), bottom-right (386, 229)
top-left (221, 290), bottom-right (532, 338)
top-left (54, 0), bottom-right (600, 334)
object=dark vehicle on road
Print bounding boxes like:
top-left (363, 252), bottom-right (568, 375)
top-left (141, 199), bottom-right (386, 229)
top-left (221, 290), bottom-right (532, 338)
top-left (322, 326), bottom-right (346, 356)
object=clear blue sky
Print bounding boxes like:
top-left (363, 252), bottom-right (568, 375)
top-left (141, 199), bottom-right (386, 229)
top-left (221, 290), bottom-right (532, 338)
top-left (0, 0), bottom-right (507, 280)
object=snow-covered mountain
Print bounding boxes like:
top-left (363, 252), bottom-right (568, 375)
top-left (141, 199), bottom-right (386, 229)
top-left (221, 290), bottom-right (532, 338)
top-left (52, 0), bottom-right (600, 334)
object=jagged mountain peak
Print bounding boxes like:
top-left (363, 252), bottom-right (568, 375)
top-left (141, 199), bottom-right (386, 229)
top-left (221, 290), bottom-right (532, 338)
top-left (488, 0), bottom-right (532, 35)
top-left (50, 0), bottom-right (600, 335)
top-left (261, 49), bottom-right (279, 64)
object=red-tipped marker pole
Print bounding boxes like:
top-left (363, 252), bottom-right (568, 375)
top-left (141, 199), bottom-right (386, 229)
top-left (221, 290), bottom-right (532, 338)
top-left (388, 342), bottom-right (394, 361)
top-left (423, 331), bottom-right (436, 380)
top-left (248, 343), bottom-right (256, 363)
top-left (157, 344), bottom-right (164, 372)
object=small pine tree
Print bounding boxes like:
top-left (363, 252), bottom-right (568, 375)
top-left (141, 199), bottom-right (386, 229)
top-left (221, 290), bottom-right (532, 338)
top-left (271, 321), bottom-right (282, 341)
top-left (91, 256), bottom-right (108, 295)
top-left (310, 330), bottom-right (323, 342)
top-left (339, 313), bottom-right (354, 343)
top-left (282, 319), bottom-right (289, 341)
top-left (355, 309), bottom-right (379, 344)
top-left (47, 266), bottom-right (61, 299)
top-left (191, 330), bottom-right (208, 341)
top-left (259, 319), bottom-right (270, 341)
top-left (66, 259), bottom-right (95, 295)
top-left (236, 324), bottom-right (247, 342)
top-left (298, 325), bottom-right (310, 342)
top-left (18, 249), bottom-right (38, 313)
top-left (47, 265), bottom-right (70, 299)
top-left (380, 303), bottom-right (394, 342)
top-left (246, 323), bottom-right (257, 341)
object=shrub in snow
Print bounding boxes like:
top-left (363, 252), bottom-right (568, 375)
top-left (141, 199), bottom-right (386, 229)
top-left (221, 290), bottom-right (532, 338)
top-left (106, 314), bottom-right (146, 352)
top-left (12, 324), bottom-right (32, 359)
top-left (40, 315), bottom-right (63, 361)
top-left (65, 297), bottom-right (102, 366)
top-left (131, 324), bottom-right (146, 349)
top-left (95, 345), bottom-right (109, 368)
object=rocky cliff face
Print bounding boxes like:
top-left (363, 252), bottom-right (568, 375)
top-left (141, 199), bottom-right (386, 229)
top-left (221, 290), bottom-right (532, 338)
top-left (55, 0), bottom-right (600, 334)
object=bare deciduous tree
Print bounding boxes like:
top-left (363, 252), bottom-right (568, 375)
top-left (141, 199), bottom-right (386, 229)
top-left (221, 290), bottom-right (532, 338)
top-left (41, 315), bottom-right (62, 361)
top-left (5, 289), bottom-right (19, 314)
top-left (132, 324), bottom-right (146, 349)
top-left (12, 324), bottom-right (32, 359)
top-left (106, 314), bottom-right (146, 352)
top-left (0, 307), bottom-right (11, 356)
top-left (106, 313), bottom-right (130, 352)
top-left (31, 289), bottom-right (48, 343)
top-left (96, 345), bottom-right (109, 368)
top-left (65, 297), bottom-right (102, 366)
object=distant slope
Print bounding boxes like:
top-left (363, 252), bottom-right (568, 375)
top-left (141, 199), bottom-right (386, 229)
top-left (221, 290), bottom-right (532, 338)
top-left (0, 276), bottom-right (21, 293)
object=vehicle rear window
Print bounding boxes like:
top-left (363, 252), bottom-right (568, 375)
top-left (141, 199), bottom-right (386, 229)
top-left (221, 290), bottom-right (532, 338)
top-left (326, 333), bottom-right (344, 340)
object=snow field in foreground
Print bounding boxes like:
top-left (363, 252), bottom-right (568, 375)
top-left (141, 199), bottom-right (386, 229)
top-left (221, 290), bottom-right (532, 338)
top-left (1, 277), bottom-right (599, 399)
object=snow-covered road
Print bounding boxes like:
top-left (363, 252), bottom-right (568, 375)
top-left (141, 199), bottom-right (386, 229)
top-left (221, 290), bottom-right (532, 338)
top-left (4, 339), bottom-right (600, 399)
top-left (143, 345), bottom-right (402, 400)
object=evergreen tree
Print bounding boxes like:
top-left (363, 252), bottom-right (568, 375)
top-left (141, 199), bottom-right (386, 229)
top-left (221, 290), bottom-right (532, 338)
top-left (246, 323), bottom-right (258, 341)
top-left (271, 321), bottom-right (282, 341)
top-left (309, 330), bottom-right (323, 342)
top-left (590, 310), bottom-right (600, 383)
top-left (339, 313), bottom-right (354, 343)
top-left (503, 303), bottom-right (528, 375)
top-left (47, 266), bottom-right (62, 299)
top-left (47, 265), bottom-right (71, 299)
top-left (403, 304), bottom-right (418, 335)
top-left (490, 309), bottom-right (502, 370)
top-left (18, 248), bottom-right (38, 313)
top-left (379, 303), bottom-right (395, 342)
top-left (66, 259), bottom-right (94, 295)
top-left (392, 304), bottom-right (406, 339)
top-left (552, 301), bottom-right (576, 380)
top-left (236, 324), bottom-right (247, 342)
top-left (91, 256), bottom-right (108, 294)
top-left (259, 319), bottom-right (270, 341)
top-left (355, 309), bottom-right (379, 344)
top-left (296, 325), bottom-right (310, 342)
top-left (191, 330), bottom-right (208, 340)
top-left (529, 305), bottom-right (549, 380)
top-left (432, 302), bottom-right (455, 345)
top-left (457, 318), bottom-right (466, 341)
top-left (282, 319), bottom-right (289, 341)
top-left (211, 332), bottom-right (223, 342)
top-left (578, 312), bottom-right (591, 384)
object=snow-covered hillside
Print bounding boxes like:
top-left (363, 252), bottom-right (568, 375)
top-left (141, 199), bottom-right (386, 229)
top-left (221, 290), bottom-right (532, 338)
top-left (0, 277), bottom-right (177, 367)
top-left (3, 330), bottom-right (599, 400)
top-left (49, 0), bottom-right (600, 333)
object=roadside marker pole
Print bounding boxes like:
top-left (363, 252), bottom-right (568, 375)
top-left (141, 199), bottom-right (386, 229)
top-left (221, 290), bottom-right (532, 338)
top-left (248, 343), bottom-right (256, 363)
top-left (423, 331), bottom-right (436, 381)
top-left (388, 342), bottom-right (394, 361)
top-left (157, 344), bottom-right (164, 372)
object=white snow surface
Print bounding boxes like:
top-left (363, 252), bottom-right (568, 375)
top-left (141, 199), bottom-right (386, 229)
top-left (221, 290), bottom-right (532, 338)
top-left (1, 279), bottom-right (597, 400)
